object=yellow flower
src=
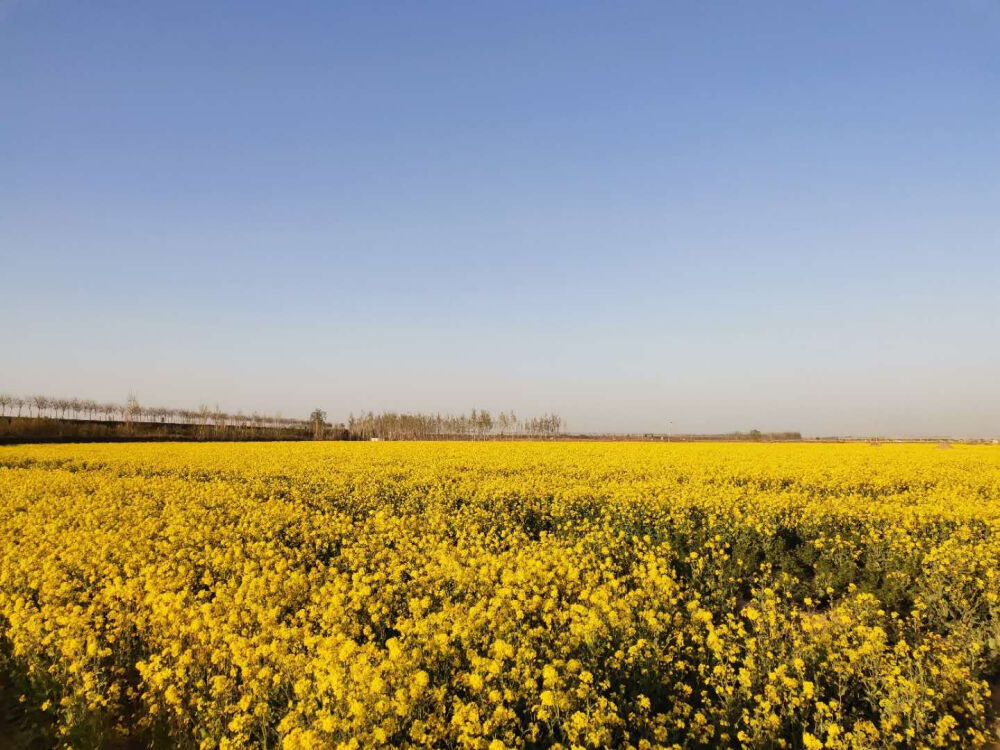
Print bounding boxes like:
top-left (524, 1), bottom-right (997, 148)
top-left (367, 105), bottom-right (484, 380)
top-left (1, 440), bottom-right (998, 748)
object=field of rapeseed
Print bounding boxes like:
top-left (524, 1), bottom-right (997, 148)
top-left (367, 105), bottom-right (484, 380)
top-left (1, 442), bottom-right (999, 749)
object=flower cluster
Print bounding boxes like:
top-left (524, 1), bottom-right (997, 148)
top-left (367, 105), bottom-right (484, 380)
top-left (1, 442), bottom-right (999, 748)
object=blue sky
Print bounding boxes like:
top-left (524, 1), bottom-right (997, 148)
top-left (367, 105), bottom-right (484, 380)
top-left (2, 1), bottom-right (998, 436)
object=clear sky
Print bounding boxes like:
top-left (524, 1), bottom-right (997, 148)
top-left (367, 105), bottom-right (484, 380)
top-left (2, 2), bottom-right (998, 437)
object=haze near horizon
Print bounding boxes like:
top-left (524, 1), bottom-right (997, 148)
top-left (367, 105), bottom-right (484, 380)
top-left (2, 2), bottom-right (998, 437)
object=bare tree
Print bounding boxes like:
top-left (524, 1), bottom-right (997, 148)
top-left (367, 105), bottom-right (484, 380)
top-left (30, 395), bottom-right (49, 418)
top-left (125, 394), bottom-right (141, 424)
top-left (310, 408), bottom-right (327, 440)
top-left (51, 398), bottom-right (68, 419)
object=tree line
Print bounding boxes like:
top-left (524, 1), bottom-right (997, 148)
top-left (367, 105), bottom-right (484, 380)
top-left (347, 410), bottom-right (564, 440)
top-left (0, 393), bottom-right (311, 433)
top-left (0, 394), bottom-right (565, 442)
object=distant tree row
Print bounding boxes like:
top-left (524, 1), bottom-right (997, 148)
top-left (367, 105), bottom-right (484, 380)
top-left (347, 410), bottom-right (564, 440)
top-left (0, 394), bottom-right (564, 442)
top-left (0, 393), bottom-right (311, 432)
